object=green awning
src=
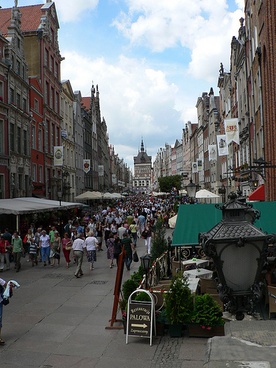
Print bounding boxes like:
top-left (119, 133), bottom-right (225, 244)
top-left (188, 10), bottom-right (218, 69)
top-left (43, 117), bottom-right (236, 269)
top-left (172, 202), bottom-right (276, 246)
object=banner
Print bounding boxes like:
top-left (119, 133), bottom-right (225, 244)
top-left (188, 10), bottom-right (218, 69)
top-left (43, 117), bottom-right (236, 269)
top-left (54, 146), bottom-right (63, 166)
top-left (225, 118), bottom-right (239, 145)
top-left (217, 135), bottom-right (228, 156)
top-left (192, 162), bottom-right (198, 173)
top-left (98, 165), bottom-right (104, 177)
top-left (197, 159), bottom-right (203, 171)
top-left (208, 145), bottom-right (217, 161)
top-left (83, 159), bottom-right (91, 173)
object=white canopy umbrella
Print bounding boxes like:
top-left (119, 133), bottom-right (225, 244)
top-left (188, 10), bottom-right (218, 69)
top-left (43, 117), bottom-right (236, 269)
top-left (75, 191), bottom-right (102, 200)
top-left (195, 189), bottom-right (220, 199)
top-left (168, 214), bottom-right (178, 229)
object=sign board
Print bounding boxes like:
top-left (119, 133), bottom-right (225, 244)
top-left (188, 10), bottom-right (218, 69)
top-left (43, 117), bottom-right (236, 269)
top-left (127, 301), bottom-right (151, 337)
top-left (126, 290), bottom-right (155, 346)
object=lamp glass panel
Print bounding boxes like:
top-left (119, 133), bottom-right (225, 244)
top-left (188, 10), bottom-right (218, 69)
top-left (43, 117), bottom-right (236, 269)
top-left (218, 242), bottom-right (261, 291)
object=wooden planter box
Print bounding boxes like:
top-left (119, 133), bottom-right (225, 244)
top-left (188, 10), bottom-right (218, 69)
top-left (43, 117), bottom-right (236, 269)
top-left (188, 324), bottom-right (224, 338)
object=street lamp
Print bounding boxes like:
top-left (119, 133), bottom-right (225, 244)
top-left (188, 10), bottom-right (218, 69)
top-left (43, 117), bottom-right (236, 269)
top-left (57, 190), bottom-right (62, 206)
top-left (140, 254), bottom-right (152, 289)
top-left (199, 192), bottom-right (276, 320)
top-left (185, 179), bottom-right (199, 203)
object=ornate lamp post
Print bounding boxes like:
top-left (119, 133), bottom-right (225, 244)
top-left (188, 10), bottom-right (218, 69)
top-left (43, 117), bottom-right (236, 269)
top-left (140, 254), bottom-right (152, 289)
top-left (199, 192), bottom-right (276, 320)
top-left (185, 179), bottom-right (199, 203)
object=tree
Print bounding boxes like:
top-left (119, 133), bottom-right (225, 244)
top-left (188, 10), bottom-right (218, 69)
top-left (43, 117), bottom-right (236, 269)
top-left (158, 175), bottom-right (182, 193)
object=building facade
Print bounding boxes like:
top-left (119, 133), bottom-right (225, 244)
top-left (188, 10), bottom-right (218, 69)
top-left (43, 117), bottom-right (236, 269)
top-left (133, 140), bottom-right (152, 193)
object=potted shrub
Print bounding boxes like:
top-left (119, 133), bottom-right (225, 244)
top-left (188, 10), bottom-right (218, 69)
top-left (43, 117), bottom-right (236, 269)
top-left (189, 293), bottom-right (225, 337)
top-left (155, 308), bottom-right (168, 336)
top-left (164, 273), bottom-right (193, 337)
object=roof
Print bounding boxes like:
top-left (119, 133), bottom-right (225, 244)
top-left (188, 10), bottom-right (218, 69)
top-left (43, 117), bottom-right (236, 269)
top-left (0, 197), bottom-right (84, 215)
top-left (248, 184), bottom-right (265, 201)
top-left (81, 97), bottom-right (91, 111)
top-left (172, 202), bottom-right (276, 246)
top-left (0, 5), bottom-right (44, 35)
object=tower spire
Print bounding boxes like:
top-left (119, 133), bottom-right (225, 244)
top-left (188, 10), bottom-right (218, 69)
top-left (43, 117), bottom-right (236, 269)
top-left (141, 138), bottom-right (144, 152)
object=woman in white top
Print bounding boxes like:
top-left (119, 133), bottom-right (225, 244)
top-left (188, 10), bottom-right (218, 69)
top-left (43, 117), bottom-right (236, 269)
top-left (84, 232), bottom-right (98, 270)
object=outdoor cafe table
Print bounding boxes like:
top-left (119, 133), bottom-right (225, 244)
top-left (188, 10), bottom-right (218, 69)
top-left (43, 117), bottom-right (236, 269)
top-left (183, 268), bottom-right (213, 279)
top-left (182, 258), bottom-right (209, 269)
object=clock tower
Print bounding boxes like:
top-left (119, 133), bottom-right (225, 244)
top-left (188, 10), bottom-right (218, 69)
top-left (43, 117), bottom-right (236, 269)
top-left (133, 140), bottom-right (152, 193)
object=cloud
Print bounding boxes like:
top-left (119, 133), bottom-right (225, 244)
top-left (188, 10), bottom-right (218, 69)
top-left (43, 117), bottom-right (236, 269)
top-left (113, 0), bottom-right (243, 80)
top-left (54, 0), bottom-right (99, 22)
top-left (61, 51), bottom-right (182, 166)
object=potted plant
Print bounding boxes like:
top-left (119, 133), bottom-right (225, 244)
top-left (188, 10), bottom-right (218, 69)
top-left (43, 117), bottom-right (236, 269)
top-left (155, 308), bottom-right (168, 336)
top-left (164, 273), bottom-right (193, 337)
top-left (189, 293), bottom-right (225, 337)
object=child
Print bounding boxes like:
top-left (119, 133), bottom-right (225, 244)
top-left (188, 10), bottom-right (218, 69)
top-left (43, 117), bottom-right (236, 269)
top-left (29, 238), bottom-right (38, 267)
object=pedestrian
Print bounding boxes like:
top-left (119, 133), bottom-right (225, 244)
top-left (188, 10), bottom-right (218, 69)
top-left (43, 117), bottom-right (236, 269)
top-left (12, 232), bottom-right (24, 272)
top-left (62, 232), bottom-right (72, 268)
top-left (0, 235), bottom-right (10, 272)
top-left (39, 230), bottom-right (51, 266)
top-left (106, 232), bottom-right (115, 268)
top-left (113, 232), bottom-right (122, 266)
top-left (121, 232), bottom-right (135, 271)
top-left (72, 233), bottom-right (85, 278)
top-left (22, 228), bottom-right (34, 262)
top-left (29, 237), bottom-right (38, 267)
top-left (143, 223), bottom-right (152, 254)
top-left (84, 231), bottom-right (98, 271)
top-left (0, 277), bottom-right (7, 345)
top-left (129, 220), bottom-right (138, 247)
top-left (96, 222), bottom-right (103, 251)
top-left (50, 231), bottom-right (61, 266)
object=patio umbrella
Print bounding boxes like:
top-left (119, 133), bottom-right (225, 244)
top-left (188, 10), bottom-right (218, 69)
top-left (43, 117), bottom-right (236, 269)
top-left (195, 189), bottom-right (220, 199)
top-left (75, 191), bottom-right (102, 200)
top-left (168, 214), bottom-right (178, 229)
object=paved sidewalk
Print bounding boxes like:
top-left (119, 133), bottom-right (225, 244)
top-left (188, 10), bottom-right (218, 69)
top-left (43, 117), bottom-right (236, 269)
top-left (0, 232), bottom-right (275, 367)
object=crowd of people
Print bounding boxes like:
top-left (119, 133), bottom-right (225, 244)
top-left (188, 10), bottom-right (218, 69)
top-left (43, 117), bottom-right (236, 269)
top-left (0, 194), bottom-right (176, 278)
top-left (0, 193), bottom-right (177, 346)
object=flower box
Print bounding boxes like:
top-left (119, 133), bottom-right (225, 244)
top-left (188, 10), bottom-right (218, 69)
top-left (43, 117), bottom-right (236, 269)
top-left (188, 323), bottom-right (224, 338)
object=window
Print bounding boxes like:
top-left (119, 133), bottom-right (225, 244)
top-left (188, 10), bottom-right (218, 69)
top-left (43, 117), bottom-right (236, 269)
top-left (0, 120), bottom-right (3, 154)
top-left (0, 81), bottom-right (3, 99)
top-left (45, 81), bottom-right (49, 104)
top-left (23, 130), bottom-right (27, 155)
top-left (16, 93), bottom-right (21, 108)
top-left (23, 97), bottom-right (27, 112)
top-left (0, 175), bottom-right (3, 199)
top-left (32, 125), bottom-right (36, 149)
top-left (45, 48), bottom-right (49, 67)
top-left (10, 123), bottom-right (15, 151)
top-left (34, 98), bottom-right (39, 112)
top-left (16, 60), bottom-right (20, 75)
top-left (10, 88), bottom-right (14, 104)
top-left (38, 165), bottom-right (43, 183)
top-left (32, 163), bottom-right (37, 182)
top-left (17, 127), bottom-right (21, 153)
top-left (38, 128), bottom-right (42, 151)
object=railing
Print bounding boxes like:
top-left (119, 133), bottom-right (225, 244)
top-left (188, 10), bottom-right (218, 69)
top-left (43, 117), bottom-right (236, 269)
top-left (139, 251), bottom-right (169, 289)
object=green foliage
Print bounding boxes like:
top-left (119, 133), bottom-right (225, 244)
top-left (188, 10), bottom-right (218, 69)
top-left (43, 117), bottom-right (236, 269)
top-left (151, 219), bottom-right (168, 261)
top-left (134, 291), bottom-right (151, 302)
top-left (164, 273), bottom-right (193, 324)
top-left (130, 266), bottom-right (144, 285)
top-left (191, 294), bottom-right (224, 327)
top-left (158, 175), bottom-right (182, 193)
top-left (122, 279), bottom-right (138, 303)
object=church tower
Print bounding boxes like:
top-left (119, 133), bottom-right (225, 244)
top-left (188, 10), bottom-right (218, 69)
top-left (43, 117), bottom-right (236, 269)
top-left (133, 140), bottom-right (152, 193)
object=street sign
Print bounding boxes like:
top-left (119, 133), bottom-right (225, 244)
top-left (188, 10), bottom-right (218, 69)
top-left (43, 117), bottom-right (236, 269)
top-left (126, 290), bottom-right (155, 346)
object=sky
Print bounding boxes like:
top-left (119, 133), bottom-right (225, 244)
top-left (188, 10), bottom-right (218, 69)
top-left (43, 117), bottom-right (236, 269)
top-left (3, 0), bottom-right (244, 171)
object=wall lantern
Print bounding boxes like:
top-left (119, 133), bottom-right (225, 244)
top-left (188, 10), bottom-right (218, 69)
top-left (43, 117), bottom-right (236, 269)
top-left (199, 192), bottom-right (276, 320)
top-left (140, 254), bottom-right (152, 289)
